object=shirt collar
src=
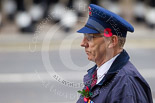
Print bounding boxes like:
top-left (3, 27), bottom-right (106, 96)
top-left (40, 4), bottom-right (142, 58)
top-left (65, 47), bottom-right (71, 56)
top-left (97, 54), bottom-right (120, 84)
top-left (97, 49), bottom-right (130, 86)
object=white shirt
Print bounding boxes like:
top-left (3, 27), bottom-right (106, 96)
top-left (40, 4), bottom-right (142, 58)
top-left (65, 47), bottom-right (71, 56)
top-left (96, 54), bottom-right (120, 84)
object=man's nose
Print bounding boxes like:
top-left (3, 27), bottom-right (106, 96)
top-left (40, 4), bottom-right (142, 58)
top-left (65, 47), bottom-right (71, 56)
top-left (80, 37), bottom-right (88, 47)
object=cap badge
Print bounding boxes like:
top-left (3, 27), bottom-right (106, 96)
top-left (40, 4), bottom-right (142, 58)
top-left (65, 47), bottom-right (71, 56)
top-left (89, 6), bottom-right (92, 16)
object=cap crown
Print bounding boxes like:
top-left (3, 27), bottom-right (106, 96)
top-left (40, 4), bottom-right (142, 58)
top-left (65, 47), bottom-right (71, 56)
top-left (77, 4), bottom-right (134, 37)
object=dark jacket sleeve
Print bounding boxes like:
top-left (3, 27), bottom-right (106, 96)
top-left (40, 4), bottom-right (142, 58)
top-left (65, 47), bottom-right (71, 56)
top-left (107, 75), bottom-right (153, 103)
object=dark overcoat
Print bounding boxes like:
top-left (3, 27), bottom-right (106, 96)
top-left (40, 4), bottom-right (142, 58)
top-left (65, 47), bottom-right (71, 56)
top-left (77, 50), bottom-right (153, 103)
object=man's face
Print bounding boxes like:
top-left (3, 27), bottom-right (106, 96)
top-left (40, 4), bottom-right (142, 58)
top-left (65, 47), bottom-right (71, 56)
top-left (80, 33), bottom-right (110, 63)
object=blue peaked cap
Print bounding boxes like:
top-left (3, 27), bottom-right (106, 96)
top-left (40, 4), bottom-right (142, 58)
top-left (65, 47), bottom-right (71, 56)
top-left (77, 4), bottom-right (134, 37)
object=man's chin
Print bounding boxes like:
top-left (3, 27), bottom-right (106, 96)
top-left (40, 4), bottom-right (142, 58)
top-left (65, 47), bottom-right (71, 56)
top-left (88, 57), bottom-right (95, 62)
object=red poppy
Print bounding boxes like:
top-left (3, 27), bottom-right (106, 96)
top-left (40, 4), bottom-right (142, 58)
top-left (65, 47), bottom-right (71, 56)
top-left (77, 86), bottom-right (92, 102)
top-left (85, 86), bottom-right (89, 92)
top-left (84, 97), bottom-right (89, 102)
top-left (103, 28), bottom-right (113, 37)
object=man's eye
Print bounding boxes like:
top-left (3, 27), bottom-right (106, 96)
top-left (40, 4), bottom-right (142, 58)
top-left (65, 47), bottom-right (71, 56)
top-left (87, 36), bottom-right (94, 41)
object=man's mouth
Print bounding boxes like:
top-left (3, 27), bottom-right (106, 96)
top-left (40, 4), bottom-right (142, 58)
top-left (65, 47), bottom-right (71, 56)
top-left (85, 51), bottom-right (90, 55)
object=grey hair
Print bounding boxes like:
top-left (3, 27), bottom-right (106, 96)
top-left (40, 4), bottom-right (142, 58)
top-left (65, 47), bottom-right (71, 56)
top-left (117, 36), bottom-right (126, 48)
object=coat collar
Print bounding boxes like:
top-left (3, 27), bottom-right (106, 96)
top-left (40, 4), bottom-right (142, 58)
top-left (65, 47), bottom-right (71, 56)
top-left (83, 49), bottom-right (130, 88)
top-left (97, 49), bottom-right (130, 85)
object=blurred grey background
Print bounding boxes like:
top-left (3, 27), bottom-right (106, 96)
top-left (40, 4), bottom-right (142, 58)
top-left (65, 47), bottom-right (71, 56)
top-left (0, 0), bottom-right (155, 103)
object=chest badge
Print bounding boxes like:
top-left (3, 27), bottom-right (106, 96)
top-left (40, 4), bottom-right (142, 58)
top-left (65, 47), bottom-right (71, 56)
top-left (88, 99), bottom-right (94, 103)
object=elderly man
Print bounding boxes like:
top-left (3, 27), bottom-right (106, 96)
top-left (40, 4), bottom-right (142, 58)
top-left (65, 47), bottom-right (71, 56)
top-left (76, 4), bottom-right (153, 103)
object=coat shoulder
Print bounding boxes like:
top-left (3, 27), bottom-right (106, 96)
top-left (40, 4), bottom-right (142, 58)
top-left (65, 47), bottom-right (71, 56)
top-left (109, 61), bottom-right (153, 103)
top-left (117, 61), bottom-right (150, 88)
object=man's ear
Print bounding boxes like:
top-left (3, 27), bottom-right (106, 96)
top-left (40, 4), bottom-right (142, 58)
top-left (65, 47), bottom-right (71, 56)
top-left (108, 35), bottom-right (118, 48)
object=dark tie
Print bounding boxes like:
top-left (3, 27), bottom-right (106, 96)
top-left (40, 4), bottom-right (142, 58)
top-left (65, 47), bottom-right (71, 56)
top-left (91, 69), bottom-right (97, 88)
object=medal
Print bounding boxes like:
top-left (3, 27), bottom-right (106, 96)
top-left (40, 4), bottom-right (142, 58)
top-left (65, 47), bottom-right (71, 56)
top-left (88, 99), bottom-right (94, 103)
